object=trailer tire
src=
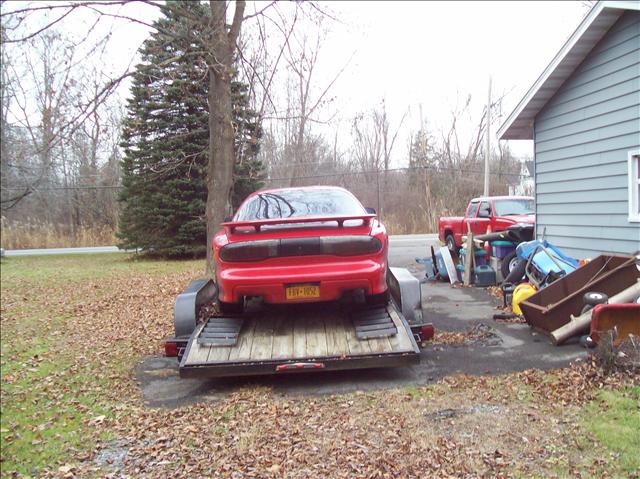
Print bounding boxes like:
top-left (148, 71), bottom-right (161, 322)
top-left (583, 292), bottom-right (608, 307)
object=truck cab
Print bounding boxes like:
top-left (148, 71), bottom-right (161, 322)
top-left (439, 196), bottom-right (534, 252)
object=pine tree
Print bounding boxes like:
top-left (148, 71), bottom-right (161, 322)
top-left (117, 1), bottom-right (263, 257)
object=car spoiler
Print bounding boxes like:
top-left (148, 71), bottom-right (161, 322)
top-left (223, 214), bottom-right (377, 234)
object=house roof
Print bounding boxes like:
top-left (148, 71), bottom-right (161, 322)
top-left (497, 1), bottom-right (640, 140)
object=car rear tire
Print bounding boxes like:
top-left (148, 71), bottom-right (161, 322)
top-left (366, 290), bottom-right (390, 306)
top-left (219, 301), bottom-right (243, 315)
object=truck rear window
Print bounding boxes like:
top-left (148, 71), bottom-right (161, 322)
top-left (235, 189), bottom-right (366, 221)
top-left (494, 199), bottom-right (534, 216)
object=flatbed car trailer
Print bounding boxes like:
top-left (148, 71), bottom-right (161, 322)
top-left (164, 267), bottom-right (432, 378)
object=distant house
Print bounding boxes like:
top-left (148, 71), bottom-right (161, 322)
top-left (509, 160), bottom-right (535, 197)
top-left (498, 1), bottom-right (640, 259)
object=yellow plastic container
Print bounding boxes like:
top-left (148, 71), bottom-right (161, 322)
top-left (512, 283), bottom-right (537, 315)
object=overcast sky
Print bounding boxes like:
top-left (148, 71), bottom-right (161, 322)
top-left (8, 1), bottom-right (592, 162)
top-left (308, 1), bottom-right (591, 159)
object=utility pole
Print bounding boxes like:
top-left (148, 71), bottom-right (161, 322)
top-left (484, 76), bottom-right (492, 196)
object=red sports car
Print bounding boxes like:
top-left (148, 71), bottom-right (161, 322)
top-left (213, 186), bottom-right (389, 312)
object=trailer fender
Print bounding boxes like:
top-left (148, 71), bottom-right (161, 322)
top-left (174, 279), bottom-right (218, 337)
top-left (387, 267), bottom-right (423, 327)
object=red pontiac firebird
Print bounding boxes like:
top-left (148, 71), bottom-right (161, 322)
top-left (213, 186), bottom-right (388, 312)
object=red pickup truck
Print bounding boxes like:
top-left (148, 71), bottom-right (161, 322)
top-left (438, 196), bottom-right (535, 252)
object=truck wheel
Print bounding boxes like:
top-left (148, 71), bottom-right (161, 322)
top-left (445, 234), bottom-right (457, 256)
top-left (502, 251), bottom-right (524, 282)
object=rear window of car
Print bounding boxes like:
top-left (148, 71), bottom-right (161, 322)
top-left (235, 189), bottom-right (366, 221)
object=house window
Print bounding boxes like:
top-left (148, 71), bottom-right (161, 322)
top-left (629, 149), bottom-right (640, 222)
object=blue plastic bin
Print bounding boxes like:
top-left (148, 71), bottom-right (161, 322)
top-left (491, 240), bottom-right (515, 259)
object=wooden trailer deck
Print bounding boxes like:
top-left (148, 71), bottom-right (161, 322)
top-left (180, 304), bottom-right (419, 377)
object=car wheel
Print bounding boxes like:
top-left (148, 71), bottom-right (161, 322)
top-left (502, 252), bottom-right (525, 283)
top-left (445, 234), bottom-right (457, 256)
top-left (366, 290), bottom-right (390, 306)
top-left (219, 301), bottom-right (243, 315)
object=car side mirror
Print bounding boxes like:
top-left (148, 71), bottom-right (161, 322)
top-left (365, 207), bottom-right (376, 214)
top-left (478, 209), bottom-right (491, 218)
top-left (223, 215), bottom-right (233, 222)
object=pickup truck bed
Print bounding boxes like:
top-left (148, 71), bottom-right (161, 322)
top-left (180, 302), bottom-right (419, 378)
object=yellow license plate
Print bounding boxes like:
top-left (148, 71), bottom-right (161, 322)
top-left (285, 284), bottom-right (320, 300)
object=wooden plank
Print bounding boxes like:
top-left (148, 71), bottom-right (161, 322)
top-left (250, 316), bottom-right (275, 361)
top-left (183, 323), bottom-right (209, 365)
top-left (229, 318), bottom-right (256, 362)
top-left (364, 332), bottom-right (393, 354)
top-left (292, 314), bottom-right (307, 359)
top-left (344, 316), bottom-right (371, 356)
top-left (206, 335), bottom-right (233, 363)
top-left (304, 313), bottom-right (328, 358)
top-left (324, 314), bottom-right (349, 358)
top-left (387, 306), bottom-right (415, 352)
top-left (271, 315), bottom-right (294, 360)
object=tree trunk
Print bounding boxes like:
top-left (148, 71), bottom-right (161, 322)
top-left (205, 67), bottom-right (235, 276)
top-left (204, 0), bottom-right (245, 277)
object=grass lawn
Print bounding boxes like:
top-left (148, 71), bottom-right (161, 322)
top-left (1, 254), bottom-right (638, 478)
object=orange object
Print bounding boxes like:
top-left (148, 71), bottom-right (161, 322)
top-left (485, 225), bottom-right (492, 257)
top-left (590, 303), bottom-right (640, 346)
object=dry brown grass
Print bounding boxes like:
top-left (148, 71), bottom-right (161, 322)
top-left (0, 217), bottom-right (116, 249)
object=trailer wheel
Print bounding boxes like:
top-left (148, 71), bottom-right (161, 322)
top-left (583, 292), bottom-right (608, 307)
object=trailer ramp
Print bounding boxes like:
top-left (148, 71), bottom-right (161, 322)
top-left (180, 303), bottom-right (419, 378)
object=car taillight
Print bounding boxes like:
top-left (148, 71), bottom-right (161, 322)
top-left (320, 236), bottom-right (383, 256)
top-left (220, 240), bottom-right (279, 262)
top-left (219, 236), bottom-right (383, 262)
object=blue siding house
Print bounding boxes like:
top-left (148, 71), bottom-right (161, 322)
top-left (498, 1), bottom-right (640, 259)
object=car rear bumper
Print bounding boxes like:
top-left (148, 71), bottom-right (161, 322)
top-left (217, 259), bottom-right (387, 304)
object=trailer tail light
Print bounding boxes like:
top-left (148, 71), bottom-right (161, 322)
top-left (276, 362), bottom-right (325, 372)
top-left (420, 324), bottom-right (435, 341)
top-left (164, 341), bottom-right (178, 357)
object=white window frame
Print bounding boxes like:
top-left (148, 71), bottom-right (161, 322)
top-left (629, 149), bottom-right (640, 223)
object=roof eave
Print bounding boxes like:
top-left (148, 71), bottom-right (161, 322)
top-left (497, 1), bottom-right (637, 141)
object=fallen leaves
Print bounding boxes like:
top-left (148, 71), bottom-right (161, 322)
top-left (432, 323), bottom-right (497, 346)
top-left (2, 255), bottom-right (637, 478)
